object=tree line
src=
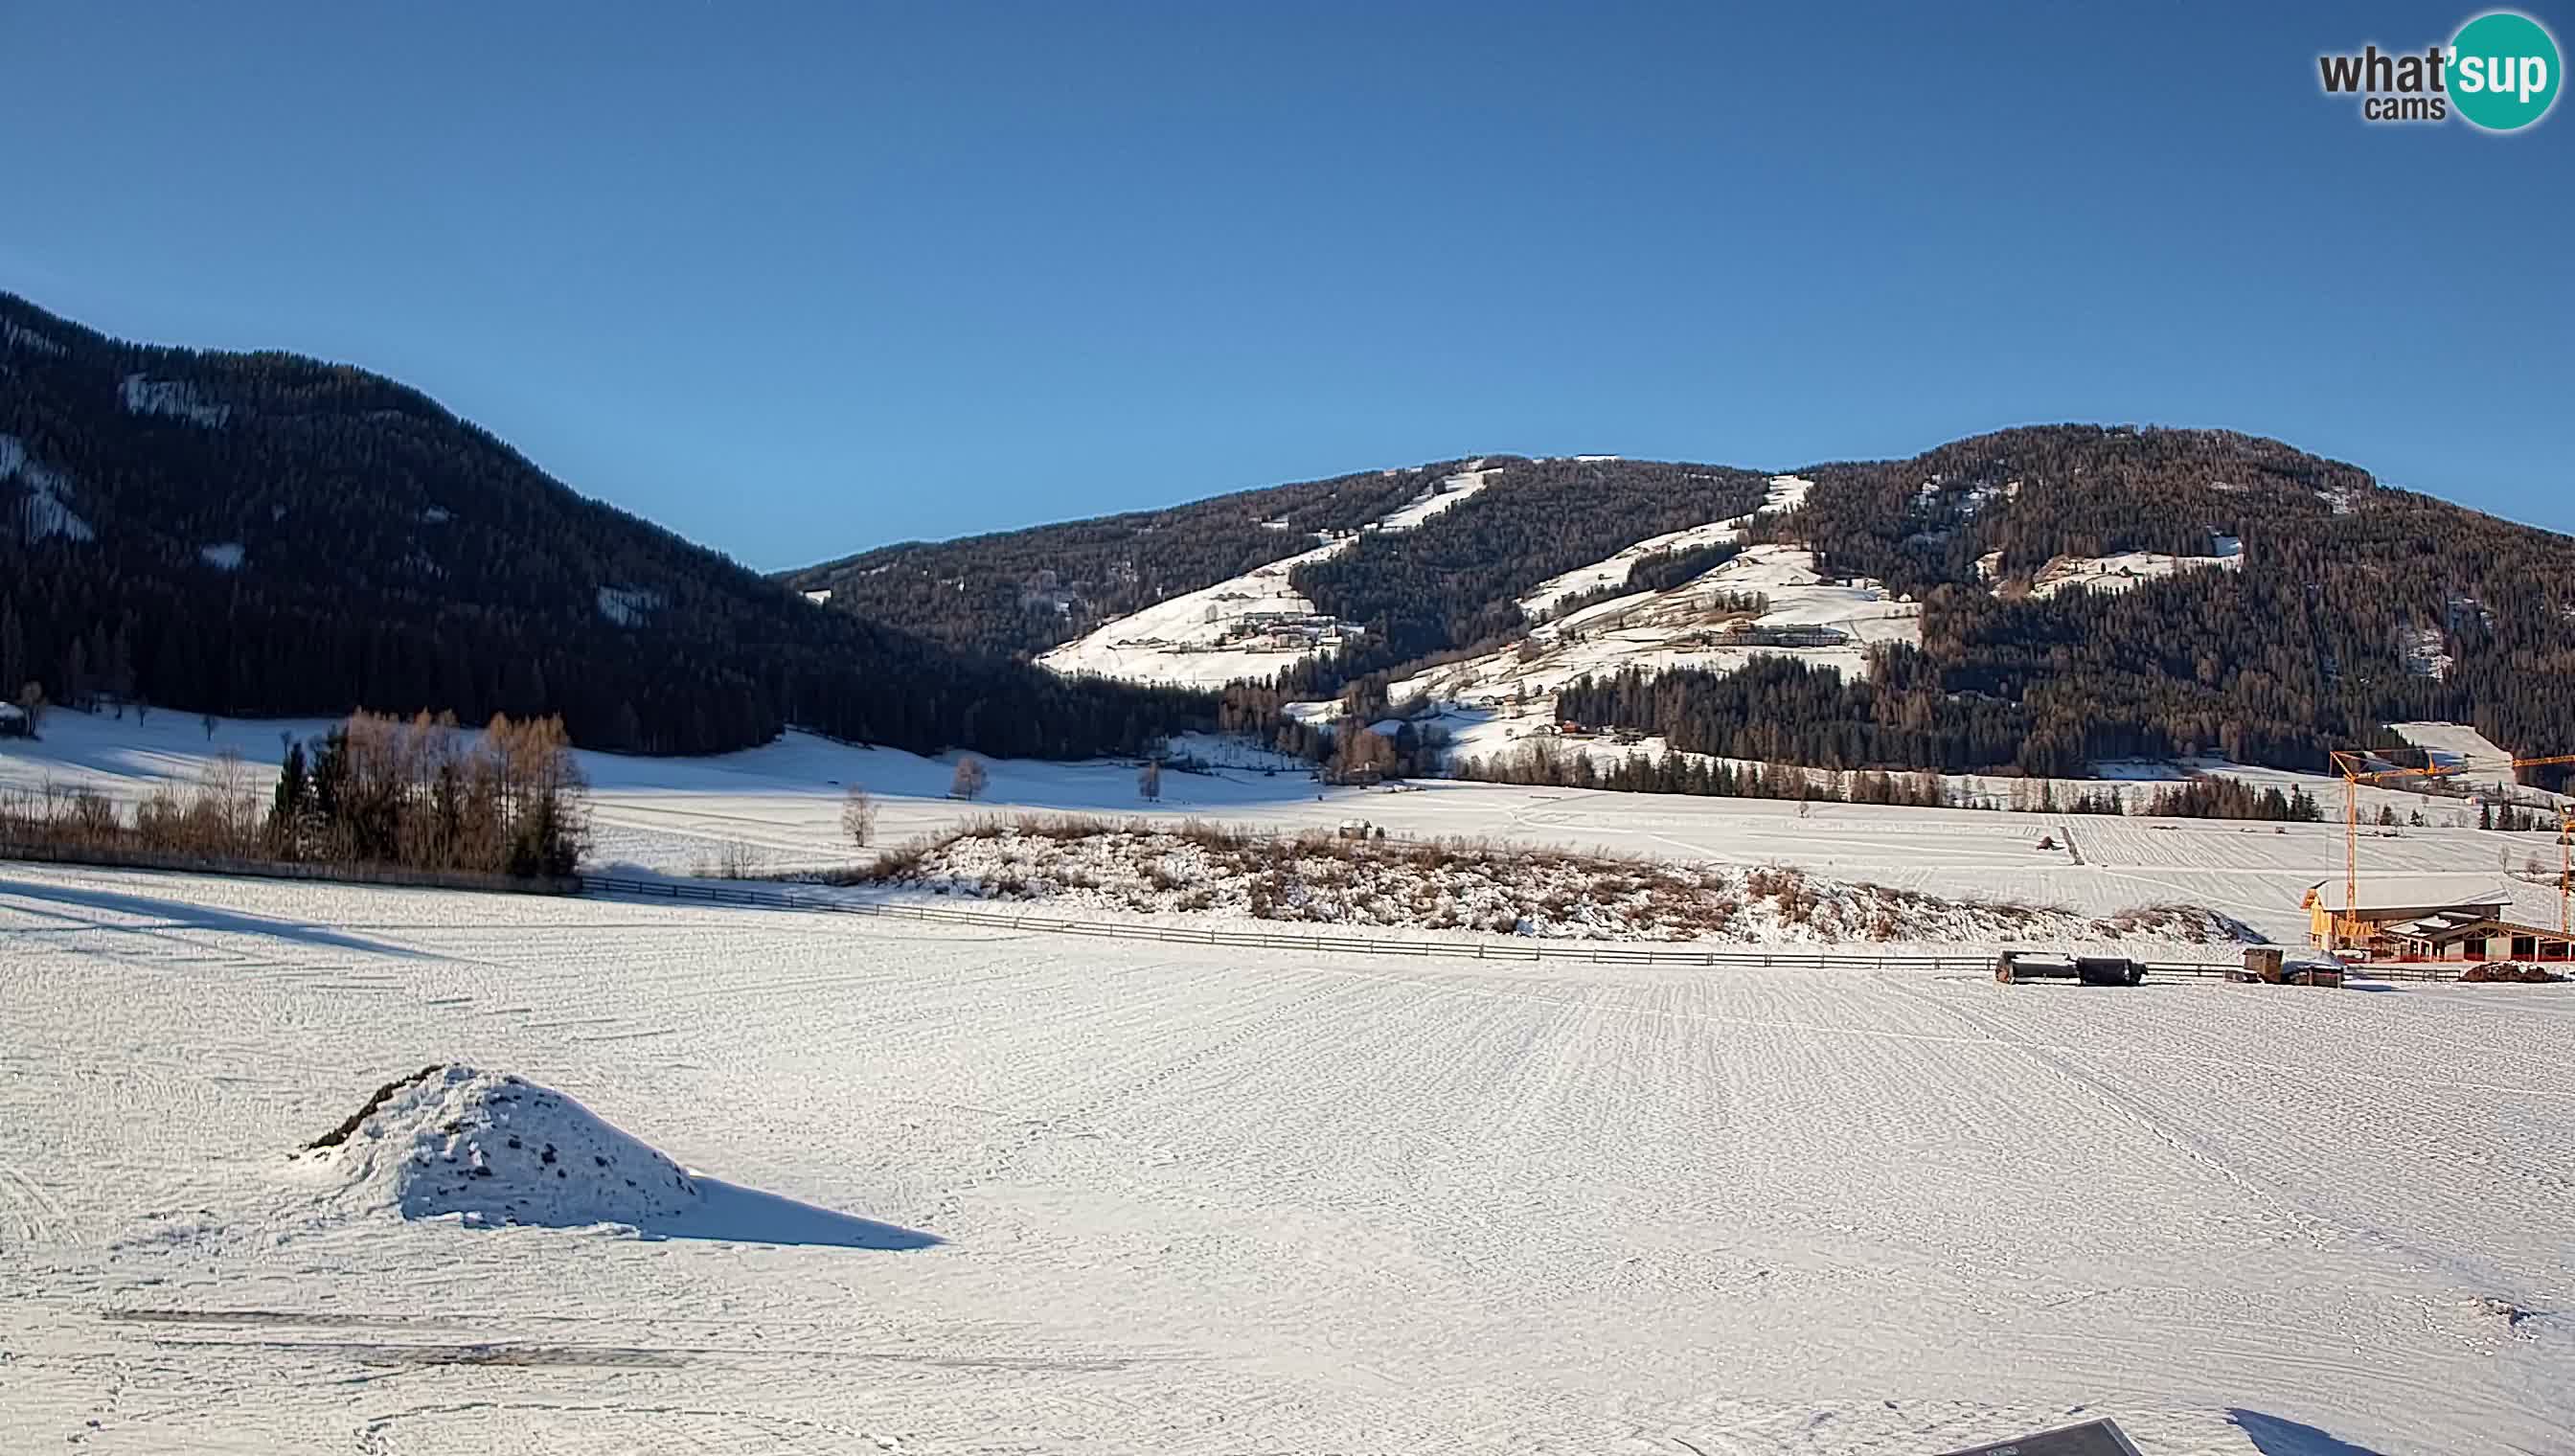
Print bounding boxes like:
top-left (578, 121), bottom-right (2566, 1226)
top-left (0, 711), bottom-right (587, 877)
top-left (1453, 735), bottom-right (2357, 825)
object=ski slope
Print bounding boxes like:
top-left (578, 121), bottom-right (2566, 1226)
top-left (1036, 465), bottom-right (1502, 688)
top-left (1513, 473), bottom-right (1815, 619)
top-left (3, 863), bottom-right (2567, 1453)
top-left (1032, 533), bottom-right (1355, 688)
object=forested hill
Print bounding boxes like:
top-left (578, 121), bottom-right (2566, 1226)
top-left (781, 419), bottom-right (2575, 788)
top-left (1705, 425), bottom-right (2575, 783)
top-left (781, 465), bottom-right (1441, 657)
top-left (0, 292), bottom-right (1204, 758)
top-left (783, 456), bottom-right (1773, 669)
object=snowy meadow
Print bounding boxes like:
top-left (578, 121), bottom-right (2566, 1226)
top-left (3, 863), bottom-right (2570, 1453)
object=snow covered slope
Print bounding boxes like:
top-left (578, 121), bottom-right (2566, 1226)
top-left (1372, 461), bottom-right (1500, 530)
top-left (4, 864), bottom-right (2566, 1453)
top-left (1036, 465), bottom-right (1503, 686)
top-left (1397, 541), bottom-right (1920, 738)
top-left (1515, 472), bottom-right (1813, 618)
top-left (2387, 720), bottom-right (2523, 784)
top-left (1034, 534), bottom-right (1355, 687)
top-left (2023, 535), bottom-right (2245, 599)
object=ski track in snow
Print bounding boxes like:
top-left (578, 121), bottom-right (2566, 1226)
top-left (3, 862), bottom-right (2571, 1453)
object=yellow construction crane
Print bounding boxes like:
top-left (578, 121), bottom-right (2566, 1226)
top-left (2330, 749), bottom-right (2575, 949)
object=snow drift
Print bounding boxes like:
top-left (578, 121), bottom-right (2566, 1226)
top-left (297, 1065), bottom-right (934, 1247)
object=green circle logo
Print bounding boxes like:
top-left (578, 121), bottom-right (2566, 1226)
top-left (2450, 11), bottom-right (2561, 130)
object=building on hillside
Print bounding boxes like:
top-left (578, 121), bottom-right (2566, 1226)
top-left (2303, 877), bottom-right (2505, 948)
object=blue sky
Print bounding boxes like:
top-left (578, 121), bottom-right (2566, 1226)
top-left (5, 2), bottom-right (2568, 568)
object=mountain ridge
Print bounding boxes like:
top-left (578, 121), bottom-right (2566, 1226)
top-left (787, 426), bottom-right (2575, 785)
top-left (0, 291), bottom-right (1205, 759)
top-left (13, 286), bottom-right (2570, 785)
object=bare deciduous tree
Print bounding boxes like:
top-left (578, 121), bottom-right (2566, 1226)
top-left (950, 756), bottom-right (989, 802)
top-left (840, 784), bottom-right (878, 848)
top-left (1138, 759), bottom-right (1161, 803)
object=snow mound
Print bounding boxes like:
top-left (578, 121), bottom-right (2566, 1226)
top-left (297, 1065), bottom-right (940, 1248)
top-left (301, 1065), bottom-right (704, 1230)
top-left (865, 822), bottom-right (2263, 947)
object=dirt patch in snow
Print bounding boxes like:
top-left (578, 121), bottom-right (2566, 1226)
top-left (837, 819), bottom-right (2261, 945)
top-left (302, 1063), bottom-right (444, 1151)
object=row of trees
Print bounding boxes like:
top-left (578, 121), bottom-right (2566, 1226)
top-left (268, 713), bottom-right (587, 876)
top-left (1452, 736), bottom-right (2359, 825)
top-left (0, 711), bottom-right (588, 877)
top-left (2136, 778), bottom-right (2327, 822)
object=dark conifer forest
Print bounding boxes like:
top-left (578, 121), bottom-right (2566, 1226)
top-left (1728, 426), bottom-right (2575, 788)
top-left (1, 292), bottom-right (1206, 757)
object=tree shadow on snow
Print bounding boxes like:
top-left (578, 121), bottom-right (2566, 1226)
top-left (2227, 1410), bottom-right (2390, 1456)
top-left (0, 876), bottom-right (430, 958)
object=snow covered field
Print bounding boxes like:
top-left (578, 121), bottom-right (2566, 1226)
top-left (2023, 538), bottom-right (2245, 600)
top-left (3, 864), bottom-right (2568, 1453)
top-left (7, 711), bottom-right (2568, 946)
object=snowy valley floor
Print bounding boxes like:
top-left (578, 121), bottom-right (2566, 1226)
top-left (11, 710), bottom-right (2573, 947)
top-left (3, 865), bottom-right (2570, 1453)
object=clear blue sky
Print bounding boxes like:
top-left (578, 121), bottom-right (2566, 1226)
top-left (6, 2), bottom-right (2568, 568)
